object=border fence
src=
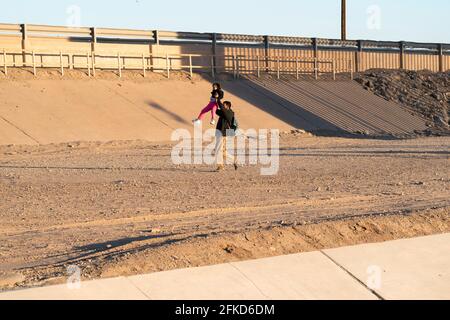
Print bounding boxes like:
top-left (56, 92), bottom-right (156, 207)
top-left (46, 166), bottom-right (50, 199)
top-left (0, 23), bottom-right (449, 79)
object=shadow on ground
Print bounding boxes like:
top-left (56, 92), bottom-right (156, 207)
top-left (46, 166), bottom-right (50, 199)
top-left (198, 73), bottom-right (428, 139)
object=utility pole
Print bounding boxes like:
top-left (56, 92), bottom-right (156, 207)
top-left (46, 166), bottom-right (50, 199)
top-left (341, 0), bottom-right (347, 40)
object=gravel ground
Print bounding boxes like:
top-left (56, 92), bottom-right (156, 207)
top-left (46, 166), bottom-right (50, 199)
top-left (0, 134), bottom-right (449, 289)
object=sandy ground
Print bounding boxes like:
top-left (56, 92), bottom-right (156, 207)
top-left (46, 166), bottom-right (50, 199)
top-left (0, 134), bottom-right (449, 290)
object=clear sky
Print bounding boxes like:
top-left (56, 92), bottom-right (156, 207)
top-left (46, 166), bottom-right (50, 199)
top-left (1, 0), bottom-right (449, 43)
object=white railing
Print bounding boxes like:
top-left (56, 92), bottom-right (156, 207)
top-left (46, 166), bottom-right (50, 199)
top-left (0, 49), bottom-right (354, 80)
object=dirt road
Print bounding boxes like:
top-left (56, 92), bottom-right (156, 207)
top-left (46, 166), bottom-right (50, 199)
top-left (0, 134), bottom-right (449, 289)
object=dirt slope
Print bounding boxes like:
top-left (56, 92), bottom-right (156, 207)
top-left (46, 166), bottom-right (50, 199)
top-left (355, 69), bottom-right (450, 132)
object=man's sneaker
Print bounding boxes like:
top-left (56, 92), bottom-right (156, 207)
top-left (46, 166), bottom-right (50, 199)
top-left (192, 119), bottom-right (201, 125)
top-left (210, 119), bottom-right (216, 125)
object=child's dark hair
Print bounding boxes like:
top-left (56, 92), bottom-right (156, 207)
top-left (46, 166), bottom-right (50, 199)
top-left (223, 101), bottom-right (232, 108)
top-left (213, 82), bottom-right (221, 90)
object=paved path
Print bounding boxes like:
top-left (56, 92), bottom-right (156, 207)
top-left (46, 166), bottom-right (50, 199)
top-left (1, 233), bottom-right (448, 300)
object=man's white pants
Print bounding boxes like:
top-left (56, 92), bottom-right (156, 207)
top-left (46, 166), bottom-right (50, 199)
top-left (215, 133), bottom-right (235, 165)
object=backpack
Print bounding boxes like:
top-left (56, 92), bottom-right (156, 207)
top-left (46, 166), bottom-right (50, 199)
top-left (231, 116), bottom-right (239, 131)
top-left (226, 116), bottom-right (240, 136)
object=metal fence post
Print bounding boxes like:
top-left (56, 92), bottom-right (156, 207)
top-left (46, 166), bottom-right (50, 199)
top-left (90, 27), bottom-right (97, 52)
top-left (264, 35), bottom-right (270, 72)
top-left (355, 40), bottom-right (363, 72)
top-left (3, 49), bottom-right (7, 76)
top-left (189, 54), bottom-right (193, 79)
top-left (277, 58), bottom-right (280, 79)
top-left (314, 58), bottom-right (318, 80)
top-left (32, 51), bottom-right (36, 76)
top-left (153, 30), bottom-right (160, 46)
top-left (69, 54), bottom-right (73, 70)
top-left (141, 53), bottom-right (146, 77)
top-left (332, 60), bottom-right (336, 80)
top-left (91, 51), bottom-right (96, 77)
top-left (151, 30), bottom-right (159, 73)
top-left (166, 53), bottom-right (170, 79)
top-left (438, 44), bottom-right (444, 72)
top-left (257, 55), bottom-right (261, 78)
top-left (211, 33), bottom-right (217, 75)
top-left (349, 59), bottom-right (354, 80)
top-left (118, 53), bottom-right (122, 78)
top-left (233, 54), bottom-right (237, 79)
top-left (21, 24), bottom-right (27, 67)
top-left (312, 37), bottom-right (318, 58)
top-left (313, 38), bottom-right (319, 80)
top-left (60, 51), bottom-right (64, 76)
top-left (87, 52), bottom-right (91, 77)
top-left (211, 55), bottom-right (215, 78)
top-left (399, 41), bottom-right (405, 69)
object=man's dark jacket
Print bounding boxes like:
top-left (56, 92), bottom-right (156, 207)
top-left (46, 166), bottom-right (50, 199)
top-left (216, 106), bottom-right (235, 136)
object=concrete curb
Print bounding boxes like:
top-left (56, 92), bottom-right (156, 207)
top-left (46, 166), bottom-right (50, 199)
top-left (1, 233), bottom-right (448, 300)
